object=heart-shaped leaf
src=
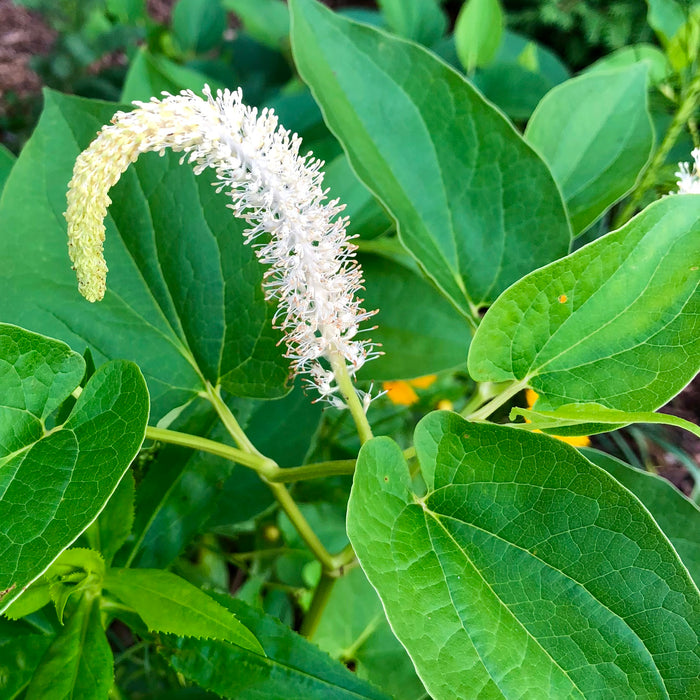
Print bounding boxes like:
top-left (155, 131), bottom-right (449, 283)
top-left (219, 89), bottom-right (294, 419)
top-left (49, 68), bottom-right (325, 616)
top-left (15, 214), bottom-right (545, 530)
top-left (468, 195), bottom-right (700, 411)
top-left (0, 324), bottom-right (148, 614)
top-left (348, 411), bottom-right (700, 699)
top-left (583, 448), bottom-right (700, 587)
top-left (289, 0), bottom-right (570, 318)
top-left (0, 90), bottom-right (290, 423)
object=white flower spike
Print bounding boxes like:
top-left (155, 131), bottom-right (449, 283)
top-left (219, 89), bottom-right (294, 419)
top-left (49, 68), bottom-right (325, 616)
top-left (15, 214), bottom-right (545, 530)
top-left (65, 87), bottom-right (379, 405)
top-left (675, 147), bottom-right (700, 194)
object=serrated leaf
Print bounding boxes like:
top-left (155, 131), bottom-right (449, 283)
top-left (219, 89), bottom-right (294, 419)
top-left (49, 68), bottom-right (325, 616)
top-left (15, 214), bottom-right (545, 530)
top-left (289, 0), bottom-right (570, 318)
top-left (0, 90), bottom-right (290, 422)
top-left (160, 592), bottom-right (390, 699)
top-left (314, 567), bottom-right (428, 700)
top-left (525, 64), bottom-right (654, 234)
top-left (0, 324), bottom-right (148, 614)
top-left (583, 447), bottom-right (700, 587)
top-left (348, 411), bottom-right (700, 698)
top-left (104, 568), bottom-right (262, 653)
top-left (25, 594), bottom-right (113, 700)
top-left (468, 196), bottom-right (700, 411)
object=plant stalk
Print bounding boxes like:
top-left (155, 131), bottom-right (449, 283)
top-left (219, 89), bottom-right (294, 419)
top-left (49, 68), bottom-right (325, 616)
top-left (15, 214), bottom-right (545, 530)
top-left (329, 352), bottom-right (373, 444)
top-left (300, 571), bottom-right (336, 639)
top-left (615, 71), bottom-right (700, 227)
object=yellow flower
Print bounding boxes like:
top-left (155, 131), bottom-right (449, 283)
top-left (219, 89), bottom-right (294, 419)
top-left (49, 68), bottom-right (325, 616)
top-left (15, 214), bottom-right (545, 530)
top-left (525, 389), bottom-right (590, 447)
top-left (383, 375), bottom-right (437, 406)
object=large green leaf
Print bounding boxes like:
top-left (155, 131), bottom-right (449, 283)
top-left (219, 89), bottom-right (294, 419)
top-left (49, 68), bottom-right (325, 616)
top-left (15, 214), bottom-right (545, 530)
top-left (468, 195), bottom-right (700, 411)
top-left (583, 448), bottom-right (700, 587)
top-left (0, 324), bottom-right (148, 614)
top-left (376, 0), bottom-right (447, 46)
top-left (348, 411), bottom-right (700, 698)
top-left (25, 595), bottom-right (113, 700)
top-left (223, 0), bottom-right (290, 50)
top-left (121, 48), bottom-right (228, 103)
top-left (289, 0), bottom-right (570, 318)
top-left (525, 64), bottom-right (654, 234)
top-left (104, 568), bottom-right (262, 652)
top-left (172, 0), bottom-right (226, 53)
top-left (160, 593), bottom-right (390, 699)
top-left (359, 254), bottom-right (471, 380)
top-left (0, 90), bottom-right (290, 422)
top-left (314, 567), bottom-right (428, 700)
top-left (0, 144), bottom-right (14, 197)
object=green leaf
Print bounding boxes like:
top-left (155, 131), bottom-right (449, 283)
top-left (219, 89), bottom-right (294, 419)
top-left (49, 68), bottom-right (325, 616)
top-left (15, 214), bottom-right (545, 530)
top-left (0, 324), bottom-right (148, 614)
top-left (586, 44), bottom-right (670, 86)
top-left (525, 64), bottom-right (654, 234)
top-left (376, 0), bottom-right (447, 46)
top-left (222, 0), bottom-right (290, 50)
top-left (359, 255), bottom-right (471, 380)
top-left (324, 154), bottom-right (392, 240)
top-left (583, 447), bottom-right (700, 587)
top-left (0, 144), bottom-right (14, 198)
top-left (314, 567), bottom-right (427, 700)
top-left (160, 592), bottom-right (390, 699)
top-left (0, 629), bottom-right (53, 699)
top-left (454, 0), bottom-right (504, 72)
top-left (25, 595), bottom-right (113, 700)
top-left (0, 90), bottom-right (290, 423)
top-left (511, 402), bottom-right (700, 439)
top-left (105, 0), bottom-right (147, 23)
top-left (348, 412), bottom-right (700, 698)
top-left (646, 0), bottom-right (687, 43)
top-left (289, 0), bottom-right (570, 318)
top-left (121, 47), bottom-right (227, 103)
top-left (85, 471), bottom-right (135, 565)
top-left (468, 195), bottom-right (700, 411)
top-left (172, 0), bottom-right (226, 53)
top-left (104, 568), bottom-right (262, 652)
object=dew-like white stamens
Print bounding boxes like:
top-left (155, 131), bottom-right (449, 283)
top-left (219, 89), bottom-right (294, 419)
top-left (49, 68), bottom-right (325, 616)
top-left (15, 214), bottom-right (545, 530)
top-left (65, 86), bottom-right (379, 405)
top-left (675, 148), bottom-right (700, 194)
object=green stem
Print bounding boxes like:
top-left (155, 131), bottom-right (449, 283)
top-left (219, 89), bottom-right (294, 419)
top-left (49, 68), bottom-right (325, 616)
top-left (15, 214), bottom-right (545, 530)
top-left (615, 71), bottom-right (700, 227)
top-left (204, 381), bottom-right (340, 574)
top-left (203, 383), bottom-right (263, 456)
top-left (467, 379), bottom-right (528, 422)
top-left (329, 352), bottom-right (373, 444)
top-left (268, 459), bottom-right (356, 482)
top-left (145, 425), bottom-right (276, 475)
top-left (267, 482), bottom-right (335, 571)
top-left (300, 571), bottom-right (336, 639)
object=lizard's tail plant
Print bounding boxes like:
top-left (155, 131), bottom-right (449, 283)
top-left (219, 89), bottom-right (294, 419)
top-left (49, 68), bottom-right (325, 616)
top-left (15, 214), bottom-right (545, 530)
top-left (65, 86), bottom-right (379, 430)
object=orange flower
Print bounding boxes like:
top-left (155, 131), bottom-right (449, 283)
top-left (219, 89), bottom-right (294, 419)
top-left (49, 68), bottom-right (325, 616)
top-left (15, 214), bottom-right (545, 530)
top-left (525, 390), bottom-right (590, 447)
top-left (383, 375), bottom-right (437, 406)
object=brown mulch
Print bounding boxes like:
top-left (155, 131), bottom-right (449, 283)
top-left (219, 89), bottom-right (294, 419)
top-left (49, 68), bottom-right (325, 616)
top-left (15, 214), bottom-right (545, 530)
top-left (0, 0), bottom-right (55, 102)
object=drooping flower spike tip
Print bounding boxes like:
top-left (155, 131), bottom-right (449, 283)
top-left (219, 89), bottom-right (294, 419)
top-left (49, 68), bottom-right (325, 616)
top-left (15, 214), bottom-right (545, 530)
top-left (65, 86), bottom-right (379, 405)
top-left (676, 148), bottom-right (700, 194)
